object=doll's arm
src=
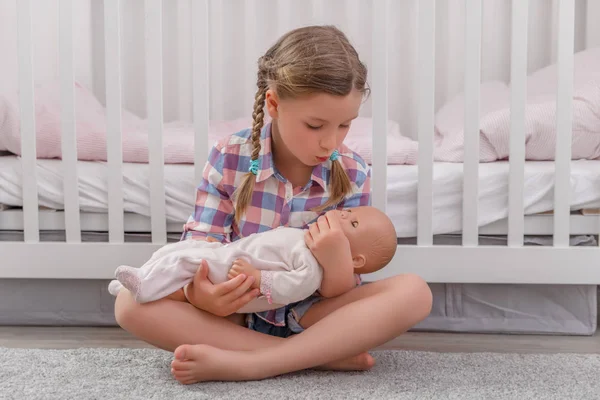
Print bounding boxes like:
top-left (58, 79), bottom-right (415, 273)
top-left (226, 251), bottom-right (322, 306)
top-left (317, 259), bottom-right (357, 298)
top-left (259, 262), bottom-right (323, 305)
top-left (250, 244), bottom-right (323, 305)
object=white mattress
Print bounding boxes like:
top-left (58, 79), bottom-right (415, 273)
top-left (1, 155), bottom-right (600, 237)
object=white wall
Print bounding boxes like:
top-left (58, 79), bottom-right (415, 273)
top-left (0, 0), bottom-right (594, 140)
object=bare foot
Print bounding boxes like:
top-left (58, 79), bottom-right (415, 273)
top-left (317, 352), bottom-right (376, 371)
top-left (171, 344), bottom-right (258, 383)
top-left (227, 259), bottom-right (260, 290)
top-left (170, 344), bottom-right (375, 384)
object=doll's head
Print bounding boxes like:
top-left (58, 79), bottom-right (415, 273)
top-left (325, 206), bottom-right (397, 274)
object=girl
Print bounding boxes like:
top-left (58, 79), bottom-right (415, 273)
top-left (114, 25), bottom-right (432, 384)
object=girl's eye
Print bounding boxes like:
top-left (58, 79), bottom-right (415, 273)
top-left (306, 124), bottom-right (322, 130)
top-left (352, 221), bottom-right (358, 228)
top-left (340, 124), bottom-right (350, 129)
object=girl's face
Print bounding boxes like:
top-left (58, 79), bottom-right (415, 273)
top-left (265, 89), bottom-right (363, 167)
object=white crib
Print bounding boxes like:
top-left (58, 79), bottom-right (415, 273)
top-left (1, 0), bottom-right (600, 331)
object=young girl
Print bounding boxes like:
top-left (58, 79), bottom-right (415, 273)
top-left (114, 25), bottom-right (432, 384)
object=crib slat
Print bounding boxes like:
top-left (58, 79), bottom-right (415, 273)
top-left (192, 0), bottom-right (210, 183)
top-left (145, 0), bottom-right (167, 244)
top-left (16, 0), bottom-right (39, 243)
top-left (59, 0), bottom-right (81, 243)
top-left (553, 0), bottom-right (575, 247)
top-left (104, 0), bottom-right (124, 243)
top-left (507, 0), bottom-right (529, 247)
top-left (417, 0), bottom-right (435, 246)
top-left (462, 0), bottom-right (482, 247)
top-left (371, 0), bottom-right (389, 213)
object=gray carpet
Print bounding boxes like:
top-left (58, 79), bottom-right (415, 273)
top-left (1, 348), bottom-right (599, 400)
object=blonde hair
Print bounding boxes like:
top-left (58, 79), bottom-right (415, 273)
top-left (235, 25), bottom-right (369, 224)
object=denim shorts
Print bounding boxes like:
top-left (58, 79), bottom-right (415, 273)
top-left (245, 294), bottom-right (323, 338)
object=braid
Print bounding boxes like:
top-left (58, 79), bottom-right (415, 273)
top-left (234, 83), bottom-right (267, 224)
top-left (250, 88), bottom-right (266, 160)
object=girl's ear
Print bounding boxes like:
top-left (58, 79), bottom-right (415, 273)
top-left (352, 254), bottom-right (366, 269)
top-left (265, 89), bottom-right (279, 119)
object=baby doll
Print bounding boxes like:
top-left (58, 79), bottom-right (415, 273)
top-left (108, 206), bottom-right (397, 313)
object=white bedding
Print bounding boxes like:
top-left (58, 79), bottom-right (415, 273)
top-left (1, 155), bottom-right (599, 237)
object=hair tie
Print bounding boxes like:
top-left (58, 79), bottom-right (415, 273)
top-left (329, 150), bottom-right (339, 161)
top-left (248, 159), bottom-right (260, 175)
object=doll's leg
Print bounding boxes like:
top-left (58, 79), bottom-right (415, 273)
top-left (114, 266), bottom-right (144, 300)
top-left (170, 273), bottom-right (432, 383)
top-left (115, 256), bottom-right (201, 303)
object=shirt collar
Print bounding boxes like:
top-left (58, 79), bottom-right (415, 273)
top-left (255, 122), bottom-right (328, 190)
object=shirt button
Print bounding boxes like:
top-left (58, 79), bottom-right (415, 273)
top-left (286, 193), bottom-right (292, 201)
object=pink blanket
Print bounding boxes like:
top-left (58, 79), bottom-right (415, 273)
top-left (433, 47), bottom-right (600, 162)
top-left (432, 80), bottom-right (600, 162)
top-left (0, 81), bottom-right (415, 165)
top-left (1, 47), bottom-right (599, 166)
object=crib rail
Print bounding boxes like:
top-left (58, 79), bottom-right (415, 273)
top-left (462, 0), bottom-right (482, 246)
top-left (58, 0), bottom-right (81, 244)
top-left (416, 0), bottom-right (435, 246)
top-left (192, 0), bottom-right (210, 184)
top-left (16, 0), bottom-right (39, 242)
top-left (553, 0), bottom-right (575, 247)
top-left (145, 0), bottom-right (167, 244)
top-left (370, 0), bottom-right (388, 213)
top-left (507, 0), bottom-right (528, 247)
top-left (104, 0), bottom-right (125, 243)
top-left (3, 0), bottom-right (600, 282)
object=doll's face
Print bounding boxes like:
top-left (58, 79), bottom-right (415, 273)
top-left (324, 206), bottom-right (397, 273)
top-left (329, 208), bottom-right (371, 250)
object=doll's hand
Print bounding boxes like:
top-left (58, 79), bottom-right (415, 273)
top-left (305, 212), bottom-right (356, 298)
top-left (228, 259), bottom-right (261, 290)
top-left (304, 211), bottom-right (353, 270)
top-left (184, 260), bottom-right (259, 317)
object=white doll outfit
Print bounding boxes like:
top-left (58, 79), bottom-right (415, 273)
top-left (108, 227), bottom-right (322, 313)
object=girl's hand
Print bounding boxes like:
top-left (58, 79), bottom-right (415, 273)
top-left (184, 260), bottom-right (259, 317)
top-left (304, 212), bottom-right (353, 270)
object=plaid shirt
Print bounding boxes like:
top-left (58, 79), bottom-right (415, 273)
top-left (182, 122), bottom-right (371, 325)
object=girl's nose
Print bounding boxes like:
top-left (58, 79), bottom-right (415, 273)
top-left (320, 131), bottom-right (337, 152)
